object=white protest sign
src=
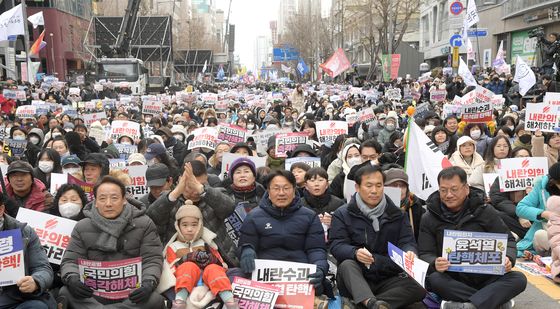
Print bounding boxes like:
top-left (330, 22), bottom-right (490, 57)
top-left (69, 87), bottom-right (80, 96)
top-left (110, 120), bottom-right (141, 140)
top-left (388, 242), bottom-right (429, 288)
top-left (482, 173), bottom-right (499, 197)
top-left (50, 173), bottom-right (68, 196)
top-left (83, 112), bottom-right (107, 127)
top-left (0, 229), bottom-right (25, 287)
top-left (358, 107), bottom-right (375, 124)
top-left (16, 208), bottom-right (76, 265)
top-left (220, 153), bottom-right (267, 180)
top-left (496, 157), bottom-right (548, 192)
top-left (142, 100), bottom-right (162, 115)
top-left (15, 105), bottom-right (36, 119)
top-left (384, 186), bottom-right (402, 206)
top-left (386, 89), bottom-right (402, 101)
top-left (461, 102), bottom-right (493, 123)
top-left (429, 89), bottom-right (447, 102)
top-left (544, 92), bottom-right (560, 105)
top-left (316, 121), bottom-right (348, 146)
top-left (275, 132), bottom-right (308, 158)
top-left (188, 127), bottom-right (219, 150)
top-left (126, 165), bottom-right (149, 198)
top-left (285, 157), bottom-right (321, 171)
top-left (524, 103), bottom-right (559, 133)
top-left (201, 92), bottom-right (218, 102)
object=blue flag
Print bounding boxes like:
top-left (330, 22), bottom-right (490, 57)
top-left (297, 58), bottom-right (309, 76)
top-left (217, 66), bottom-right (225, 80)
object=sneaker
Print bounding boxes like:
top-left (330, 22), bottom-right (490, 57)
top-left (500, 299), bottom-right (515, 309)
top-left (440, 300), bottom-right (477, 309)
top-left (366, 298), bottom-right (391, 309)
top-left (171, 299), bottom-right (187, 309)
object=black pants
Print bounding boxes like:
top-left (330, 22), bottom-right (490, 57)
top-left (497, 212), bottom-right (529, 239)
top-left (337, 260), bottom-right (425, 308)
top-left (427, 271), bottom-right (527, 309)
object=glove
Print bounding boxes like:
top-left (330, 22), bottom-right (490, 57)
top-left (308, 270), bottom-right (324, 296)
top-left (129, 280), bottom-right (155, 304)
top-left (240, 247), bottom-right (256, 274)
top-left (66, 275), bottom-right (94, 299)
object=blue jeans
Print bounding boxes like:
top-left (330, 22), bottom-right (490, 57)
top-left (13, 300), bottom-right (49, 309)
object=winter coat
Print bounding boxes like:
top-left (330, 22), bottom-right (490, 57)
top-left (547, 198), bottom-right (560, 282)
top-left (145, 187), bottom-right (239, 266)
top-left (474, 135), bottom-right (492, 157)
top-left (419, 187), bottom-right (517, 277)
top-left (0, 214), bottom-right (54, 305)
top-left (489, 177), bottom-right (525, 219)
top-left (225, 183), bottom-right (266, 211)
top-left (327, 158), bottom-right (343, 184)
top-left (532, 135), bottom-right (559, 169)
top-left (329, 172), bottom-right (346, 200)
top-left (61, 203), bottom-right (163, 287)
top-left (377, 128), bottom-right (396, 146)
top-left (82, 137), bottom-right (101, 154)
top-left (4, 178), bottom-right (53, 214)
top-left (167, 138), bottom-right (188, 168)
top-left (516, 176), bottom-right (554, 256)
top-left (301, 190), bottom-right (345, 215)
top-left (449, 150), bottom-right (484, 180)
top-left (367, 121), bottom-right (384, 141)
top-left (238, 192), bottom-right (329, 275)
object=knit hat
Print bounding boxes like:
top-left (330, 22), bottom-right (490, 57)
top-left (175, 201), bottom-right (203, 242)
top-left (384, 168), bottom-right (408, 185)
top-left (127, 153), bottom-right (147, 165)
top-left (550, 162), bottom-right (560, 181)
top-left (229, 157), bottom-right (256, 179)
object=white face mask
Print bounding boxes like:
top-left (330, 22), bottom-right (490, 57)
top-left (470, 130), bottom-right (481, 140)
top-left (173, 134), bottom-right (184, 142)
top-left (121, 141), bottom-right (132, 146)
top-left (347, 157), bottom-right (362, 168)
top-left (247, 124), bottom-right (255, 130)
top-left (52, 133), bottom-right (62, 138)
top-left (13, 135), bottom-right (26, 141)
top-left (59, 202), bottom-right (82, 218)
top-left (29, 136), bottom-right (40, 145)
top-left (63, 167), bottom-right (81, 175)
top-left (38, 161), bottom-right (54, 173)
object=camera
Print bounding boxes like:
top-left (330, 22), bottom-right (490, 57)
top-left (528, 26), bottom-right (545, 39)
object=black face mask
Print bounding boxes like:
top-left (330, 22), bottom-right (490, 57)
top-left (519, 134), bottom-right (531, 144)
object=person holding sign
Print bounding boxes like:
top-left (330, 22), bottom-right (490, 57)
top-left (418, 167), bottom-right (526, 309)
top-left (59, 176), bottom-right (165, 308)
top-left (533, 132), bottom-right (560, 169)
top-left (0, 195), bottom-right (56, 309)
top-left (330, 163), bottom-right (425, 309)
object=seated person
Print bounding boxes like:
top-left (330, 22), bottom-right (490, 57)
top-left (419, 166), bottom-right (527, 309)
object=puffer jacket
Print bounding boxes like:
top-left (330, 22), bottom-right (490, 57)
top-left (0, 214), bottom-right (54, 305)
top-left (4, 178), bottom-right (53, 214)
top-left (226, 183), bottom-right (266, 211)
top-left (329, 194), bottom-right (416, 283)
top-left (238, 192), bottom-right (329, 275)
top-left (449, 150), bottom-right (484, 179)
top-left (145, 186), bottom-right (239, 266)
top-left (61, 203), bottom-right (163, 287)
top-left (419, 187), bottom-right (517, 277)
top-left (546, 197), bottom-right (560, 282)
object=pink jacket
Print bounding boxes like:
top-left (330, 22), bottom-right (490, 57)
top-left (546, 195), bottom-right (560, 282)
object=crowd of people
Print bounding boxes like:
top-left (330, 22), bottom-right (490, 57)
top-left (0, 66), bottom-right (559, 309)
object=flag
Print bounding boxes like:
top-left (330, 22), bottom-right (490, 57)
top-left (0, 4), bottom-right (25, 42)
top-left (319, 48), bottom-right (351, 78)
top-left (27, 11), bottom-right (44, 29)
top-left (459, 58), bottom-right (477, 87)
top-left (493, 40), bottom-right (505, 67)
top-left (467, 39), bottom-right (475, 61)
top-left (29, 30), bottom-right (47, 58)
top-left (202, 60), bottom-right (207, 73)
top-left (297, 58), bottom-right (309, 76)
top-left (281, 64), bottom-right (291, 73)
top-left (513, 55), bottom-right (536, 96)
top-left (217, 65), bottom-right (225, 81)
top-left (465, 0), bottom-right (479, 28)
top-left (404, 121), bottom-right (452, 200)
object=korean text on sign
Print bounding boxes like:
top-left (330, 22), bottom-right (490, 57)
top-left (78, 257), bottom-right (142, 300)
top-left (496, 157), bottom-right (548, 192)
top-left (0, 229), bottom-right (25, 287)
top-left (232, 277), bottom-right (280, 309)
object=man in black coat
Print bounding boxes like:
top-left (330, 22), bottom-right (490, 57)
top-left (419, 166), bottom-right (527, 309)
top-left (329, 163), bottom-right (425, 309)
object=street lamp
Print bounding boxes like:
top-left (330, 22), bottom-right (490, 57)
top-left (49, 33), bottom-right (56, 75)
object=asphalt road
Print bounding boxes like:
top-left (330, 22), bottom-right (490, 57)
top-left (513, 264), bottom-right (560, 308)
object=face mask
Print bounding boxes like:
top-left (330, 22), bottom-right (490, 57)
top-left (121, 141), bottom-right (132, 146)
top-left (145, 117), bottom-right (152, 123)
top-left (378, 120), bottom-right (385, 127)
top-left (385, 124), bottom-right (396, 131)
top-left (63, 167), bottom-right (81, 175)
top-left (470, 130), bottom-right (481, 140)
top-left (173, 134), bottom-right (184, 142)
top-left (507, 126), bottom-right (514, 131)
top-left (38, 161), bottom-right (54, 173)
top-left (59, 202), bottom-right (82, 218)
top-left (519, 134), bottom-right (531, 144)
top-left (347, 157), bottom-right (362, 168)
top-left (29, 136), bottom-right (40, 145)
top-left (13, 135), bottom-right (25, 141)
top-left (52, 133), bottom-right (62, 138)
top-left (247, 124), bottom-right (255, 130)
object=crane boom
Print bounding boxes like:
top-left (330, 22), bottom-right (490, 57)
top-left (114, 0), bottom-right (142, 57)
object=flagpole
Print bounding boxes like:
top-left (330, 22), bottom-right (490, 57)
top-left (475, 25), bottom-right (482, 70)
top-left (20, 0), bottom-right (32, 83)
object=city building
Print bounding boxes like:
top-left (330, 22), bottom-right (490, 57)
top-left (254, 35), bottom-right (272, 71)
top-left (278, 0), bottom-right (298, 42)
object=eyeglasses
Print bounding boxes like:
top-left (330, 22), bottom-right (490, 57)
top-left (439, 185), bottom-right (465, 196)
top-left (270, 186), bottom-right (294, 193)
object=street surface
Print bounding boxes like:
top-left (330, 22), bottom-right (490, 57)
top-left (511, 262), bottom-right (559, 308)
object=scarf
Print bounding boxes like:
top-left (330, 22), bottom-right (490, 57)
top-left (89, 204), bottom-right (133, 252)
top-left (356, 193), bottom-right (387, 232)
top-left (232, 183), bottom-right (256, 193)
top-left (303, 189), bottom-right (331, 210)
top-left (438, 140), bottom-right (450, 154)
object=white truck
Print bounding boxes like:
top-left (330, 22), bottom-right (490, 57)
top-left (96, 57), bottom-right (147, 95)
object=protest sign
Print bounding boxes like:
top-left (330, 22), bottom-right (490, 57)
top-left (33, 103), bottom-right (50, 116)
top-left (125, 165), bottom-right (149, 198)
top-left (442, 103), bottom-right (462, 119)
top-left (429, 89), bottom-right (447, 102)
top-left (524, 103), bottom-right (559, 132)
top-left (63, 106), bottom-right (78, 118)
top-left (316, 121), bottom-right (348, 146)
top-left (252, 129), bottom-right (282, 155)
top-left (2, 90), bottom-right (26, 100)
top-left (225, 202), bottom-right (251, 246)
top-left (215, 101), bottom-right (228, 112)
top-left (200, 92), bottom-right (218, 102)
top-left (357, 107), bottom-right (375, 124)
top-left (285, 157), bottom-right (321, 171)
top-left (496, 157), bottom-right (548, 192)
top-left (252, 259), bottom-right (316, 309)
top-left (232, 277), bottom-right (280, 309)
top-left (491, 95), bottom-right (505, 110)
top-left (15, 105), bottom-right (36, 119)
top-left (388, 242), bottom-right (429, 288)
top-left (69, 87), bottom-right (80, 96)
top-left (50, 173), bottom-right (67, 196)
top-left (110, 121), bottom-right (141, 141)
top-left (384, 186), bottom-right (401, 206)
top-left (474, 85), bottom-right (494, 103)
top-left (386, 89), bottom-right (402, 101)
top-left (461, 102), bottom-right (493, 123)
top-left (79, 257), bottom-right (142, 300)
top-left (141, 100), bottom-right (162, 115)
top-left (442, 229), bottom-right (508, 275)
top-left (0, 229), bottom-right (25, 287)
top-left (482, 173), bottom-right (499, 197)
top-left (413, 102), bottom-right (431, 119)
top-left (274, 132), bottom-right (308, 158)
top-left (83, 112), bottom-right (107, 127)
top-left (188, 127), bottom-right (219, 150)
top-left (68, 175), bottom-right (94, 201)
top-left (7, 139), bottom-right (26, 157)
top-left (16, 208), bottom-right (76, 265)
top-left (114, 143), bottom-right (138, 160)
top-left (217, 124), bottom-right (247, 144)
top-left (220, 153), bottom-right (267, 180)
top-left (544, 92), bottom-right (560, 105)
top-left (109, 159), bottom-right (127, 170)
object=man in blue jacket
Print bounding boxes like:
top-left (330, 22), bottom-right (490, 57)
top-left (238, 170), bottom-right (329, 296)
top-left (330, 163), bottom-right (425, 309)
